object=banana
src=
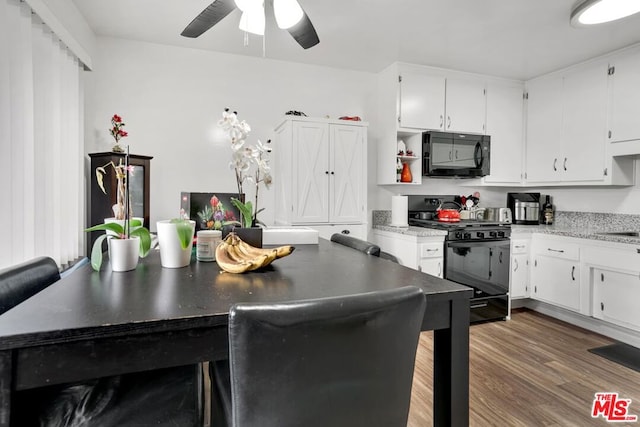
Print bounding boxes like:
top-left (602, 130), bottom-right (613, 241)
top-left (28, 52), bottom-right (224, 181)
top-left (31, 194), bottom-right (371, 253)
top-left (215, 243), bottom-right (253, 274)
top-left (275, 245), bottom-right (295, 258)
top-left (214, 232), bottom-right (296, 274)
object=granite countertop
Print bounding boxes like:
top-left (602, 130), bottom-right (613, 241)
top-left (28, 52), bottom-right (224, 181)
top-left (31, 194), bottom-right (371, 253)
top-left (373, 210), bottom-right (640, 245)
top-left (373, 224), bottom-right (448, 238)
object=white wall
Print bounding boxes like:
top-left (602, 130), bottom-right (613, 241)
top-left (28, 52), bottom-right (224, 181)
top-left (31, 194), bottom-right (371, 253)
top-left (84, 37), bottom-right (640, 231)
top-left (84, 37), bottom-right (378, 230)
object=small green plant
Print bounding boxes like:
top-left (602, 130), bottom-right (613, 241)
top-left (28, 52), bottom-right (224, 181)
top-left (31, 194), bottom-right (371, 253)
top-left (170, 218), bottom-right (193, 250)
top-left (231, 198), bottom-right (262, 228)
top-left (85, 219), bottom-right (151, 271)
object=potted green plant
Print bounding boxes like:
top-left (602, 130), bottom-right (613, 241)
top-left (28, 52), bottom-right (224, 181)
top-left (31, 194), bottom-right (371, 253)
top-left (218, 108), bottom-right (272, 247)
top-left (85, 219), bottom-right (151, 272)
top-left (156, 212), bottom-right (196, 268)
top-left (86, 147), bottom-right (151, 272)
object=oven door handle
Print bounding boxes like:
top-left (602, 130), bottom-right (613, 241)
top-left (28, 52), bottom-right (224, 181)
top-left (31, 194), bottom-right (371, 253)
top-left (447, 239), bottom-right (510, 248)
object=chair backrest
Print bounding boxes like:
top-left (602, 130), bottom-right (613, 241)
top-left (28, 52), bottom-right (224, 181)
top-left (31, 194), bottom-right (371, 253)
top-left (227, 286), bottom-right (426, 427)
top-left (330, 233), bottom-right (381, 256)
top-left (0, 257), bottom-right (60, 315)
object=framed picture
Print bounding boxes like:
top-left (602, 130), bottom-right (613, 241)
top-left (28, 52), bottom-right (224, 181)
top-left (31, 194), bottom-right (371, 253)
top-left (180, 192), bottom-right (243, 232)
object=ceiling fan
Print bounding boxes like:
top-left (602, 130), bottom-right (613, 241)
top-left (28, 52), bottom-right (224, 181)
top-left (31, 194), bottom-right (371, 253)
top-left (180, 0), bottom-right (320, 49)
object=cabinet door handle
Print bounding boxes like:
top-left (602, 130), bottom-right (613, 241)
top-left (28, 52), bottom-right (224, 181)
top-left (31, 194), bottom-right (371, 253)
top-left (438, 261), bottom-right (442, 277)
top-left (553, 158), bottom-right (557, 171)
top-left (499, 252), bottom-right (503, 263)
top-left (514, 245), bottom-right (525, 249)
top-left (455, 149), bottom-right (458, 159)
top-left (534, 259), bottom-right (537, 267)
top-left (449, 150), bottom-right (452, 161)
top-left (330, 171), bottom-right (335, 175)
top-left (325, 171), bottom-right (329, 174)
top-left (447, 116), bottom-right (451, 129)
top-left (425, 248), bottom-right (438, 253)
top-left (601, 302), bottom-right (604, 311)
top-left (571, 265), bottom-right (575, 281)
top-left (601, 272), bottom-right (604, 282)
top-left (439, 115), bottom-right (444, 128)
top-left (547, 248), bottom-right (565, 253)
top-left (563, 157), bottom-right (567, 171)
top-left (513, 258), bottom-right (519, 272)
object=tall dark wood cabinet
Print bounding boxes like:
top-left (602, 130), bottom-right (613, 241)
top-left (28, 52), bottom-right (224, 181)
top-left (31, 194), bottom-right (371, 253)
top-left (88, 152), bottom-right (152, 255)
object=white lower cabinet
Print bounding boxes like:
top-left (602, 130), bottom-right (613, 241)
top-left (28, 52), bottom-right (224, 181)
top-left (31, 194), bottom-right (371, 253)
top-left (530, 237), bottom-right (581, 313)
top-left (583, 243), bottom-right (640, 333)
top-left (418, 241), bottom-right (444, 278)
top-left (593, 268), bottom-right (640, 332)
top-left (510, 238), bottom-right (530, 299)
top-left (372, 230), bottom-right (444, 278)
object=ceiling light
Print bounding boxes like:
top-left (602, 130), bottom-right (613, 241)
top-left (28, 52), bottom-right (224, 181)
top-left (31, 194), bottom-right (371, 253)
top-left (273, 0), bottom-right (304, 29)
top-left (239, 9), bottom-right (265, 35)
top-left (571, 0), bottom-right (640, 27)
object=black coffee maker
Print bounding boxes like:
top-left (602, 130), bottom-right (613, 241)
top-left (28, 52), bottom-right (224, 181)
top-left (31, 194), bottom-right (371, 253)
top-left (507, 193), bottom-right (540, 225)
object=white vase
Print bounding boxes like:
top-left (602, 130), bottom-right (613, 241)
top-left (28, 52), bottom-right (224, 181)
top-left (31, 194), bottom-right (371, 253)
top-left (104, 217), bottom-right (144, 256)
top-left (110, 237), bottom-right (140, 272)
top-left (156, 220), bottom-right (196, 268)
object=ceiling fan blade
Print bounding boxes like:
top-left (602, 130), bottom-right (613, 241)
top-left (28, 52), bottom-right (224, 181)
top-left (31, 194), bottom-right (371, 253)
top-left (286, 10), bottom-right (319, 49)
top-left (181, 0), bottom-right (237, 38)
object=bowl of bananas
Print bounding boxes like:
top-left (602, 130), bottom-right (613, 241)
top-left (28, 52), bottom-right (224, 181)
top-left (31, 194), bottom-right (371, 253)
top-left (215, 232), bottom-right (295, 274)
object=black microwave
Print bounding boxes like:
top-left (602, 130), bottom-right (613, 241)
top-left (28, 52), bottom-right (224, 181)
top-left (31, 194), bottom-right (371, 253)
top-left (422, 131), bottom-right (490, 178)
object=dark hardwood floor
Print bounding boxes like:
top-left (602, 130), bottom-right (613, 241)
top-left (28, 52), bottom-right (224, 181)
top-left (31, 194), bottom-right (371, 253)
top-left (408, 309), bottom-right (640, 426)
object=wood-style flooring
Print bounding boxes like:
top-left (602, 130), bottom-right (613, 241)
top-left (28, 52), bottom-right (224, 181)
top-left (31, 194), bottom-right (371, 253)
top-left (408, 309), bottom-right (640, 427)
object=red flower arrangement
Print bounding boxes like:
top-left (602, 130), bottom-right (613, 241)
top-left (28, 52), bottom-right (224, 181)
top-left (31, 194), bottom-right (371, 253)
top-left (110, 114), bottom-right (128, 152)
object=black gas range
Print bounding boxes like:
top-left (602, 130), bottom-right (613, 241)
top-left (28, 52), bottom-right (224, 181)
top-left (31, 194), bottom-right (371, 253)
top-left (407, 195), bottom-right (511, 323)
top-left (408, 218), bottom-right (511, 241)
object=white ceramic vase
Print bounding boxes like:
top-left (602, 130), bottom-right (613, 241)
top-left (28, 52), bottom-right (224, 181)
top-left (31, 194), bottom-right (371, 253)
top-left (109, 237), bottom-right (140, 272)
top-left (104, 217), bottom-right (144, 256)
top-left (156, 220), bottom-right (196, 268)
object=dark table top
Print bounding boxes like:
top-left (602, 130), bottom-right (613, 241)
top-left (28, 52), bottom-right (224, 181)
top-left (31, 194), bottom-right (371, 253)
top-left (0, 239), bottom-right (472, 350)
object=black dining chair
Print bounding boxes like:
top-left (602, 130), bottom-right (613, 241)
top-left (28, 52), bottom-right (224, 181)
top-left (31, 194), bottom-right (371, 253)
top-left (330, 233), bottom-right (399, 263)
top-left (210, 286), bottom-right (426, 427)
top-left (1, 257), bottom-right (204, 427)
top-left (330, 233), bottom-right (381, 256)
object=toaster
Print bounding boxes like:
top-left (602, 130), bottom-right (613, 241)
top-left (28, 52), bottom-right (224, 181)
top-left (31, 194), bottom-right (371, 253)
top-left (482, 207), bottom-right (512, 223)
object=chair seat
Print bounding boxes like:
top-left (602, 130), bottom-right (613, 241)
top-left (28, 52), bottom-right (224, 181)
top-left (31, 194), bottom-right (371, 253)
top-left (13, 364), bottom-right (204, 427)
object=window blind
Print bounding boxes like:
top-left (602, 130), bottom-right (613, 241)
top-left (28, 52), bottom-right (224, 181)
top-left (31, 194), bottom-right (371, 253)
top-left (0, 0), bottom-right (84, 270)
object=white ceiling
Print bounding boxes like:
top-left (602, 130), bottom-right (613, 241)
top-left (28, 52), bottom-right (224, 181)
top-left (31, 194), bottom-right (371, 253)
top-left (72, 0), bottom-right (640, 80)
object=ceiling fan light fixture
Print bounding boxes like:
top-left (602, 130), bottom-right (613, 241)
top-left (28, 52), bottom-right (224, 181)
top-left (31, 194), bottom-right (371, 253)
top-left (234, 0), bottom-right (260, 13)
top-left (239, 8), bottom-right (265, 35)
top-left (571, 0), bottom-right (640, 27)
top-left (274, 0), bottom-right (304, 29)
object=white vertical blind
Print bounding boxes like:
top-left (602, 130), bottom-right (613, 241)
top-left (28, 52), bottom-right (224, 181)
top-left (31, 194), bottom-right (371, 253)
top-left (0, 0), bottom-right (84, 270)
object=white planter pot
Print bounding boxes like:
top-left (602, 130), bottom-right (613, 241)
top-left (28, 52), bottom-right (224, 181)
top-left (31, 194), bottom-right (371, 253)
top-left (104, 217), bottom-right (144, 256)
top-left (109, 237), bottom-right (140, 272)
top-left (157, 220), bottom-right (196, 268)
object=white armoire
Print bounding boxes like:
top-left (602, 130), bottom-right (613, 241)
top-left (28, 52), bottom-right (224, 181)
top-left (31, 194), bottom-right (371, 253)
top-left (273, 117), bottom-right (368, 240)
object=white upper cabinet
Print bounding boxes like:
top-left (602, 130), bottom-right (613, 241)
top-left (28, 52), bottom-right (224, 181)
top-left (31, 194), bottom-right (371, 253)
top-left (608, 49), bottom-right (640, 144)
top-left (445, 76), bottom-right (486, 134)
top-left (399, 71), bottom-right (445, 130)
top-left (398, 69), bottom-right (486, 134)
top-left (484, 80), bottom-right (525, 184)
top-left (525, 75), bottom-right (563, 183)
top-left (525, 60), bottom-right (608, 184)
top-left (561, 61), bottom-right (607, 182)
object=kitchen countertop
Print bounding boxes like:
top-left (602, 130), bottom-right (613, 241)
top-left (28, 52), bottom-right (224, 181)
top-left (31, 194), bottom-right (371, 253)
top-left (372, 210), bottom-right (640, 245)
top-left (372, 224), bottom-right (447, 238)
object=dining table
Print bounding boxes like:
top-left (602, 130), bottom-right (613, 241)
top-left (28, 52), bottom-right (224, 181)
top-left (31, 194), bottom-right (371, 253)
top-left (0, 238), bottom-right (472, 427)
